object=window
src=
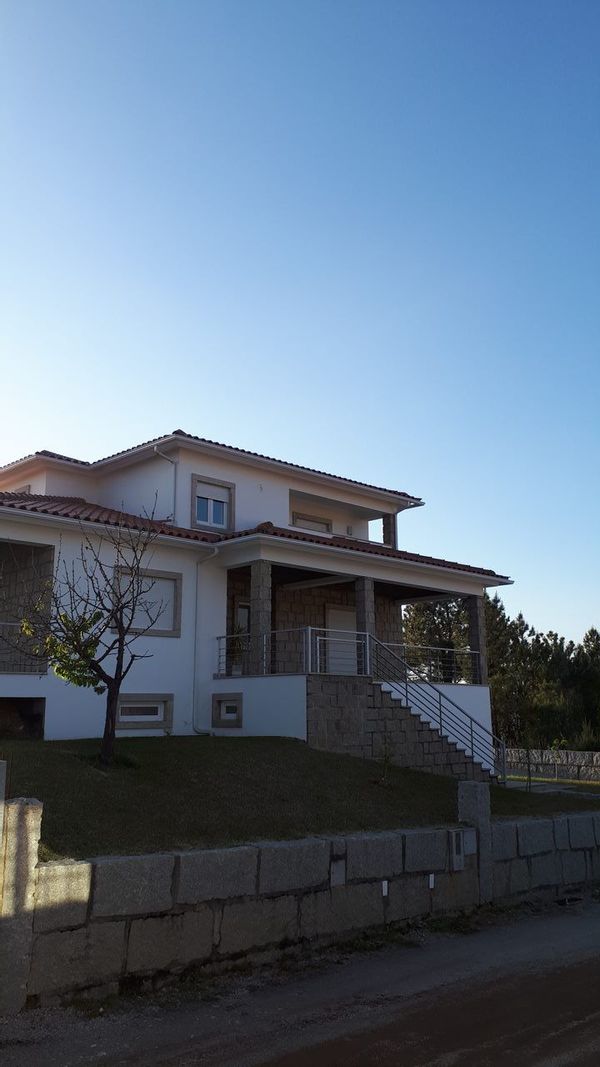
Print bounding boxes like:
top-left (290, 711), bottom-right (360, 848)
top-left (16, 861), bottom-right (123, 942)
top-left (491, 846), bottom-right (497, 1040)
top-left (292, 512), bottom-right (332, 534)
top-left (191, 475), bottom-right (235, 531)
top-left (117, 693), bottom-right (173, 731)
top-left (236, 602), bottom-right (250, 631)
top-left (212, 692), bottom-right (243, 729)
top-left (114, 568), bottom-right (182, 637)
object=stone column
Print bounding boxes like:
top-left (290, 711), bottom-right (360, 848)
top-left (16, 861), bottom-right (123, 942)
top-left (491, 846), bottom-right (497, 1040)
top-left (250, 560), bottom-right (272, 674)
top-left (0, 798), bottom-right (43, 1014)
top-left (466, 596), bottom-right (488, 685)
top-left (458, 781), bottom-right (492, 904)
top-left (382, 514), bottom-right (398, 549)
top-left (355, 577), bottom-right (375, 675)
top-left (355, 577), bottom-right (375, 636)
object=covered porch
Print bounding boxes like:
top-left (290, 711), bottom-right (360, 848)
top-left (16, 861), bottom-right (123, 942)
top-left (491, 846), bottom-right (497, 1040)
top-left (216, 560), bottom-right (487, 686)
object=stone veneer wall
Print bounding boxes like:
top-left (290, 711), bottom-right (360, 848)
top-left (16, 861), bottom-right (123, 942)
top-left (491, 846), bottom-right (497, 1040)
top-left (226, 570), bottom-right (402, 645)
top-left (306, 675), bottom-right (491, 782)
top-left (506, 748), bottom-right (600, 782)
top-left (2, 784), bottom-right (600, 1014)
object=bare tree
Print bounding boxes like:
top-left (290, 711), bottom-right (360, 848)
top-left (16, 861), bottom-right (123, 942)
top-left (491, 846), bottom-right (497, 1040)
top-left (3, 516), bottom-right (166, 766)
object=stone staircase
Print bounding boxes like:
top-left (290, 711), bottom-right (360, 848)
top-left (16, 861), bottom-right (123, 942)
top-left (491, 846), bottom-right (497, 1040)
top-left (306, 674), bottom-right (494, 782)
top-left (377, 682), bottom-right (493, 782)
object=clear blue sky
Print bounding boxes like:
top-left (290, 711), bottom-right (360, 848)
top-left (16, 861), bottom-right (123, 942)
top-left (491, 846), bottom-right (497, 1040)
top-left (1, 1), bottom-right (599, 642)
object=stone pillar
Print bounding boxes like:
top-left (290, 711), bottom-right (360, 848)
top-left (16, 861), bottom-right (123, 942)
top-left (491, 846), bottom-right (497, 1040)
top-left (355, 577), bottom-right (375, 674)
top-left (466, 596), bottom-right (488, 684)
top-left (250, 560), bottom-right (272, 674)
top-left (382, 514), bottom-right (398, 549)
top-left (458, 781), bottom-right (492, 904)
top-left (0, 798), bottom-right (43, 1014)
top-left (396, 602), bottom-right (404, 649)
top-left (355, 577), bottom-right (375, 636)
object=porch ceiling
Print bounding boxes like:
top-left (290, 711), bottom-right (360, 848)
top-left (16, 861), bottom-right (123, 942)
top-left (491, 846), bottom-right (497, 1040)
top-left (227, 563), bottom-right (456, 603)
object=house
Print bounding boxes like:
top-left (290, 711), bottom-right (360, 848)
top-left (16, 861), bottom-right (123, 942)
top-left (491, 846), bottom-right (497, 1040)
top-left (0, 430), bottom-right (511, 777)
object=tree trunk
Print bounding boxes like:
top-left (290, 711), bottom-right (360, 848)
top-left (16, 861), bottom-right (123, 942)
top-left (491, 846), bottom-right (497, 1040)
top-left (100, 684), bottom-right (119, 767)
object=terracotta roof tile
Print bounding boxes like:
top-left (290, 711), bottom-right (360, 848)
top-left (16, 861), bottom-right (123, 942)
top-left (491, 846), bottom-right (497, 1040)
top-left (167, 431), bottom-right (420, 500)
top-left (0, 431), bottom-right (421, 501)
top-left (0, 494), bottom-right (219, 545)
top-left (0, 497), bottom-right (509, 581)
top-left (218, 522), bottom-right (510, 581)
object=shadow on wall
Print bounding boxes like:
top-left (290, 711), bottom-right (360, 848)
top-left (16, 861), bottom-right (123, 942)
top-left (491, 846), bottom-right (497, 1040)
top-left (2, 784), bottom-right (600, 1017)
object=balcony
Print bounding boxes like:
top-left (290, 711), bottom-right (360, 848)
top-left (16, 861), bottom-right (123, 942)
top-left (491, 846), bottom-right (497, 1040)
top-left (216, 627), bottom-right (481, 684)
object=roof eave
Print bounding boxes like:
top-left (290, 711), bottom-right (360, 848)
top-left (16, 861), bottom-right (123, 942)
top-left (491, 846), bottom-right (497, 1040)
top-left (92, 435), bottom-right (423, 508)
top-left (216, 531), bottom-right (512, 587)
top-left (0, 505), bottom-right (218, 553)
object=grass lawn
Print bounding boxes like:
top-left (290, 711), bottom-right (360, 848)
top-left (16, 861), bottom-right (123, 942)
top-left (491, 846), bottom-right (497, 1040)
top-left (3, 737), bottom-right (600, 861)
top-left (508, 775), bottom-right (600, 791)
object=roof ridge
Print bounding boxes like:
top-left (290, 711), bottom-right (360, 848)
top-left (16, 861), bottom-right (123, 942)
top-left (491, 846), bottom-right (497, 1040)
top-left (0, 431), bottom-right (421, 500)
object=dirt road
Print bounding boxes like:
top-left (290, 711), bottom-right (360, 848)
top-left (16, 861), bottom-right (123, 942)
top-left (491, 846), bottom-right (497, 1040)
top-left (2, 901), bottom-right (600, 1066)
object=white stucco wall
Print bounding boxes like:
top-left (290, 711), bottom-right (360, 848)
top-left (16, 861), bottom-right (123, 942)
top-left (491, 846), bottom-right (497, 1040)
top-left (43, 470), bottom-right (100, 501)
top-left (95, 456), bottom-right (174, 521)
top-left (209, 675), bottom-right (307, 739)
top-left (0, 515), bottom-right (223, 741)
top-left (16, 447), bottom-right (390, 538)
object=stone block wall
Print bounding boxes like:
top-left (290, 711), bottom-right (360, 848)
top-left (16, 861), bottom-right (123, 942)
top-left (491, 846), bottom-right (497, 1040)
top-left (306, 675), bottom-right (491, 781)
top-left (506, 748), bottom-right (600, 782)
top-left (492, 812), bottom-right (600, 901)
top-left (6, 814), bottom-right (479, 1011)
top-left (3, 781), bottom-right (600, 1014)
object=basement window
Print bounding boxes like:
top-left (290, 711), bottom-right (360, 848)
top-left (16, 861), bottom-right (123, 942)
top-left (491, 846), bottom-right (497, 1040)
top-left (212, 692), bottom-right (243, 729)
top-left (117, 694), bottom-right (173, 731)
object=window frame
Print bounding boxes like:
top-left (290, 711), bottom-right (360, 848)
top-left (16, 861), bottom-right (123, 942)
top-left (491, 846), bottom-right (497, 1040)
top-left (291, 511), bottom-right (333, 534)
top-left (212, 691), bottom-right (243, 729)
top-left (117, 693), bottom-right (174, 732)
top-left (191, 474), bottom-right (235, 533)
top-left (113, 567), bottom-right (183, 638)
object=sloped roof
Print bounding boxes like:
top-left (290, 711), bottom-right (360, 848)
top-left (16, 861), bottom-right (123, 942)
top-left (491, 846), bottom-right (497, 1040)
top-left (0, 431), bottom-right (421, 503)
top-left (0, 495), bottom-right (510, 582)
top-left (0, 493), bottom-right (220, 545)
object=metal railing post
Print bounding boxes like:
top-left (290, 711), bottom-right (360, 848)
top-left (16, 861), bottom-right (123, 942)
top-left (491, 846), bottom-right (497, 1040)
top-left (305, 627), bottom-right (312, 674)
top-left (470, 719), bottom-right (474, 759)
top-left (438, 692), bottom-right (443, 732)
top-left (364, 634), bottom-right (371, 677)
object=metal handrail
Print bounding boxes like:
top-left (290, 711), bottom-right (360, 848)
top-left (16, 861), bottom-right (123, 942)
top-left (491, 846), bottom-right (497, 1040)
top-left (214, 625), bottom-right (506, 778)
top-left (386, 641), bottom-right (479, 656)
top-left (369, 635), bottom-right (505, 776)
top-left (384, 642), bottom-right (481, 685)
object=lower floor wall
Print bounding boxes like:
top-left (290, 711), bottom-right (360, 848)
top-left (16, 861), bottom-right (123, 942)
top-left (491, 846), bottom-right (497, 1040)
top-left (2, 783), bottom-right (600, 1013)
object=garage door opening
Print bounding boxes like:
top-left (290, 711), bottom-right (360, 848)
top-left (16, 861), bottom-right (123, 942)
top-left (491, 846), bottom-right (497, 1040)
top-left (0, 697), bottom-right (45, 739)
